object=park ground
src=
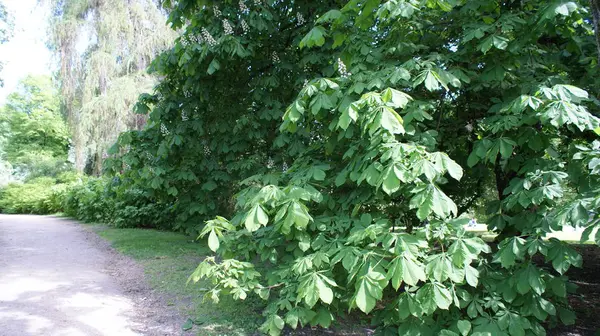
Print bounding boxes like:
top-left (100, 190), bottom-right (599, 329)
top-left (0, 215), bottom-right (598, 335)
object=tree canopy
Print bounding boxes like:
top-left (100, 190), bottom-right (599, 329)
top-left (0, 0), bottom-right (14, 87)
top-left (0, 75), bottom-right (70, 179)
top-left (94, 0), bottom-right (600, 334)
top-left (50, 0), bottom-right (176, 173)
top-left (0, 0), bottom-right (597, 334)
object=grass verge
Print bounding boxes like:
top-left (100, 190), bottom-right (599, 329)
top-left (87, 222), bottom-right (600, 336)
top-left (93, 225), bottom-right (264, 335)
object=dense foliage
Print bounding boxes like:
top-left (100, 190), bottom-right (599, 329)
top-left (0, 75), bottom-right (70, 177)
top-left (90, 0), bottom-right (600, 335)
top-left (2, 0), bottom-right (600, 335)
top-left (0, 173), bottom-right (80, 214)
top-left (61, 176), bottom-right (173, 228)
top-left (0, 76), bottom-right (74, 213)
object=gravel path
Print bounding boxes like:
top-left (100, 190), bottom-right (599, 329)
top-left (0, 215), bottom-right (184, 336)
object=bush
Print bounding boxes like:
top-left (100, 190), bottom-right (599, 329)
top-left (0, 169), bottom-right (87, 215)
top-left (0, 177), bottom-right (57, 214)
top-left (62, 177), bottom-right (113, 223)
top-left (111, 187), bottom-right (172, 229)
top-left (60, 176), bottom-right (172, 228)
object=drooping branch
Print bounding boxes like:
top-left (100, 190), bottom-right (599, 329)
top-left (49, 0), bottom-right (176, 174)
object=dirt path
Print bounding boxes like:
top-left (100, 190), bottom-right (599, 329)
top-left (0, 215), bottom-right (183, 336)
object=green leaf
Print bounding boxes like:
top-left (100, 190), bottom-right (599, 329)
top-left (555, 84), bottom-right (588, 100)
top-left (316, 9), bottom-right (342, 23)
top-left (426, 253), bottom-right (452, 282)
top-left (431, 152), bottom-right (463, 181)
top-left (273, 315), bottom-right (285, 331)
top-left (479, 36), bottom-right (494, 54)
top-left (207, 58), bottom-right (220, 74)
top-left (457, 320), bottom-right (472, 336)
top-left (558, 307), bottom-right (576, 325)
top-left (353, 269), bottom-right (387, 313)
top-left (310, 93), bottom-right (333, 115)
top-left (311, 307), bottom-right (333, 328)
top-left (380, 107), bottom-right (405, 134)
top-left (545, 239), bottom-right (582, 274)
top-left (417, 282), bottom-right (452, 311)
top-left (354, 280), bottom-right (376, 313)
top-left (298, 233), bottom-right (311, 252)
top-left (288, 201), bottom-right (312, 230)
top-left (312, 168), bottom-right (326, 181)
top-left (208, 229), bottom-right (219, 252)
top-left (387, 254), bottom-right (426, 289)
top-left (446, 158), bottom-right (463, 181)
top-left (516, 264), bottom-right (546, 295)
top-left (338, 104), bottom-right (356, 130)
top-left (285, 310), bottom-right (299, 329)
top-left (465, 265), bottom-right (479, 287)
top-left (182, 318), bottom-right (194, 331)
top-left (245, 204), bottom-right (269, 232)
top-left (495, 237), bottom-right (526, 268)
top-left (472, 319), bottom-right (503, 335)
top-left (316, 276), bottom-right (334, 304)
top-left (498, 138), bottom-right (515, 159)
top-left (381, 164), bottom-right (401, 195)
top-left (335, 170), bottom-right (348, 186)
top-left (411, 184), bottom-right (458, 220)
top-left (479, 35), bottom-right (508, 53)
top-left (202, 180), bottom-right (218, 191)
top-left (555, 2), bottom-right (578, 16)
top-left (381, 88), bottom-right (412, 108)
top-left (299, 26), bottom-right (326, 48)
top-left (424, 70), bottom-right (441, 91)
top-left (448, 236), bottom-right (489, 267)
top-left (492, 35), bottom-right (509, 49)
top-left (414, 158), bottom-right (439, 181)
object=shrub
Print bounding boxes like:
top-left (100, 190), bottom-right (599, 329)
top-left (62, 177), bottom-right (113, 223)
top-left (60, 176), bottom-right (172, 229)
top-left (0, 177), bottom-right (57, 214)
top-left (111, 187), bottom-right (173, 229)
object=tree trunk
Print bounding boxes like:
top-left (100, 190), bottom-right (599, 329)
top-left (591, 0), bottom-right (600, 66)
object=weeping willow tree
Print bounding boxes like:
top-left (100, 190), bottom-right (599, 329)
top-left (50, 0), bottom-right (175, 173)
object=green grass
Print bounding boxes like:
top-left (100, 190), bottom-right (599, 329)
top-left (94, 226), bottom-right (264, 335)
top-left (96, 223), bottom-right (596, 335)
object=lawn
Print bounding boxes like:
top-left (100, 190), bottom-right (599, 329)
top-left (93, 224), bottom-right (600, 336)
top-left (94, 226), bottom-right (265, 335)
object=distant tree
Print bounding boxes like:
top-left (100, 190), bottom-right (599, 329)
top-left (0, 0), bottom-right (14, 87)
top-left (49, 0), bottom-right (176, 173)
top-left (0, 75), bottom-right (70, 179)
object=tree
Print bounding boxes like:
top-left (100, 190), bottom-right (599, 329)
top-left (50, 0), bottom-right (176, 173)
top-left (107, 0), bottom-right (599, 335)
top-left (0, 0), bottom-right (14, 87)
top-left (591, 0), bottom-right (600, 64)
top-left (0, 75), bottom-right (70, 179)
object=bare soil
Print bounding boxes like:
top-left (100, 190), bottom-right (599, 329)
top-left (548, 245), bottom-right (600, 336)
top-left (1, 214), bottom-right (598, 336)
top-left (0, 215), bottom-right (187, 336)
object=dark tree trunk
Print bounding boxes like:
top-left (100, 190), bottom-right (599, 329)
top-left (494, 165), bottom-right (515, 201)
top-left (591, 0), bottom-right (600, 66)
top-left (494, 165), bottom-right (520, 242)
